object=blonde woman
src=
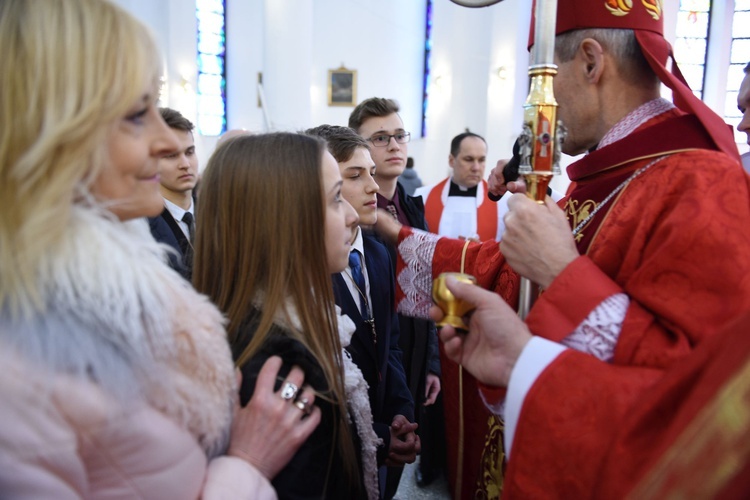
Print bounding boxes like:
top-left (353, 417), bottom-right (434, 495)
top-left (0, 1), bottom-right (318, 497)
top-left (194, 133), bottom-right (381, 499)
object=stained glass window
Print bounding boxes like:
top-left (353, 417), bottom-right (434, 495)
top-left (673, 0), bottom-right (711, 99)
top-left (726, 0), bottom-right (750, 145)
top-left (196, 0), bottom-right (226, 136)
top-left (421, 0), bottom-right (434, 138)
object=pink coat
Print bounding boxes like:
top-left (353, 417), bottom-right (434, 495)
top-left (0, 216), bottom-right (277, 499)
top-left (0, 338), bottom-right (276, 500)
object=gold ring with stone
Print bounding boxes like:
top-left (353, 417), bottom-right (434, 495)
top-left (294, 397), bottom-right (312, 415)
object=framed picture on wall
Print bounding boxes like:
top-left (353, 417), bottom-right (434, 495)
top-left (328, 67), bottom-right (357, 107)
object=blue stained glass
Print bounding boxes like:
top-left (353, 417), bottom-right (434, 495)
top-left (198, 74), bottom-right (225, 95)
top-left (197, 0), bottom-right (224, 14)
top-left (196, 0), bottom-right (226, 136)
top-left (199, 94), bottom-right (225, 111)
top-left (421, 0), bottom-right (433, 138)
top-left (198, 115), bottom-right (225, 136)
top-left (198, 11), bottom-right (225, 34)
top-left (198, 54), bottom-right (224, 75)
top-left (198, 32), bottom-right (225, 55)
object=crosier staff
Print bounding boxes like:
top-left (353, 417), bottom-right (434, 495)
top-left (449, 0), bottom-right (564, 319)
top-left (517, 0), bottom-right (565, 319)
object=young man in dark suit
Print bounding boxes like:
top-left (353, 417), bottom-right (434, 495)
top-left (306, 125), bottom-right (419, 499)
top-left (349, 99), bottom-right (444, 490)
top-left (148, 108), bottom-right (198, 280)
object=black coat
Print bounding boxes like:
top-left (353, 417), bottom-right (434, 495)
top-left (385, 184), bottom-right (441, 401)
top-left (233, 310), bottom-right (367, 500)
top-left (333, 233), bottom-right (415, 465)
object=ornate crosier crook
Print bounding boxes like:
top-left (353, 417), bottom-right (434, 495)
top-left (450, 0), bottom-right (564, 320)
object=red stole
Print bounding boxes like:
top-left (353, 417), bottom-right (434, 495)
top-left (423, 179), bottom-right (499, 241)
top-left (562, 112), bottom-right (719, 254)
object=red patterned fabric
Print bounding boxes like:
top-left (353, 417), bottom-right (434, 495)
top-left (396, 108), bottom-right (750, 498)
top-left (599, 311), bottom-right (750, 498)
top-left (507, 119), bottom-right (750, 497)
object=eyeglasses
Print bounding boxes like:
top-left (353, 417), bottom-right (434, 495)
top-left (367, 132), bottom-right (411, 147)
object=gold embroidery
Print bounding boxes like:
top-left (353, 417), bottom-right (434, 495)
top-left (605, 0), bottom-right (633, 16)
top-left (566, 198), bottom-right (597, 242)
top-left (631, 359), bottom-right (750, 498)
top-left (642, 0), bottom-right (662, 20)
top-left (475, 415), bottom-right (505, 500)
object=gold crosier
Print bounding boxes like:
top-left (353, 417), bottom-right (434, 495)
top-left (443, 1), bottom-right (565, 498)
top-left (517, 0), bottom-right (566, 320)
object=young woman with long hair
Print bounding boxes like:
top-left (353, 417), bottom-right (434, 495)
top-left (194, 133), bottom-right (381, 499)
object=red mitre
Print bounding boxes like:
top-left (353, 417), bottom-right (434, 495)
top-left (528, 0), bottom-right (740, 161)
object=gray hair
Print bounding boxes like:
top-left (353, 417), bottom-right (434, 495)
top-left (555, 28), bottom-right (657, 87)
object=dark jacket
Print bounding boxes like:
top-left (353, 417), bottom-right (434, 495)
top-left (233, 310), bottom-right (367, 500)
top-left (333, 233), bottom-right (414, 465)
top-left (148, 208), bottom-right (192, 280)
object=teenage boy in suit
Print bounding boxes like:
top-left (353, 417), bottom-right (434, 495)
top-left (148, 107), bottom-right (198, 280)
top-left (305, 125), bottom-right (419, 499)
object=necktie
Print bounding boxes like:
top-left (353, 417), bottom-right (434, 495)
top-left (385, 203), bottom-right (399, 220)
top-left (182, 212), bottom-right (195, 242)
top-left (348, 250), bottom-right (367, 315)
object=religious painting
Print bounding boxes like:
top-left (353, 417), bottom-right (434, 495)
top-left (328, 67), bottom-right (357, 107)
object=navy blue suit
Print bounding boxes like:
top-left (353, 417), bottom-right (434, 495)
top-left (148, 208), bottom-right (192, 280)
top-left (333, 232), bottom-right (414, 469)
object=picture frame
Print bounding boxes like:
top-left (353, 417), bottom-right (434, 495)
top-left (327, 67), bottom-right (357, 107)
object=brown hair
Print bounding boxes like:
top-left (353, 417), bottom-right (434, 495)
top-left (304, 124), bottom-right (369, 163)
top-left (348, 97), bottom-right (400, 133)
top-left (193, 132), bottom-right (359, 488)
top-left (159, 107), bottom-right (194, 133)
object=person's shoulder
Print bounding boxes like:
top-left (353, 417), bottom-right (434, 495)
top-left (668, 149), bottom-right (746, 178)
top-left (362, 231), bottom-right (390, 258)
top-left (414, 178), bottom-right (446, 198)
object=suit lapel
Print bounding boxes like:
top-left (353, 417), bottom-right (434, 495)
top-left (161, 209), bottom-right (189, 256)
top-left (333, 273), bottom-right (378, 365)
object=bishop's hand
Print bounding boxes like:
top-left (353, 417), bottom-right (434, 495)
top-left (500, 193), bottom-right (579, 288)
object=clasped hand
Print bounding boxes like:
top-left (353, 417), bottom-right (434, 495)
top-left (385, 414), bottom-right (420, 466)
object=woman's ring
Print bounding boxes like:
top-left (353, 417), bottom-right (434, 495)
top-left (294, 397), bottom-right (312, 415)
top-left (280, 381), bottom-right (298, 401)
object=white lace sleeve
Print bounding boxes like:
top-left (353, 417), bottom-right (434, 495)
top-left (396, 229), bottom-right (441, 319)
top-left (560, 293), bottom-right (629, 362)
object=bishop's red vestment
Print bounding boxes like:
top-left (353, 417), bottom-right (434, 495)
top-left (393, 107), bottom-right (750, 498)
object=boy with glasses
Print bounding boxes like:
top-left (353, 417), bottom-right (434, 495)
top-left (349, 99), bottom-right (443, 494)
